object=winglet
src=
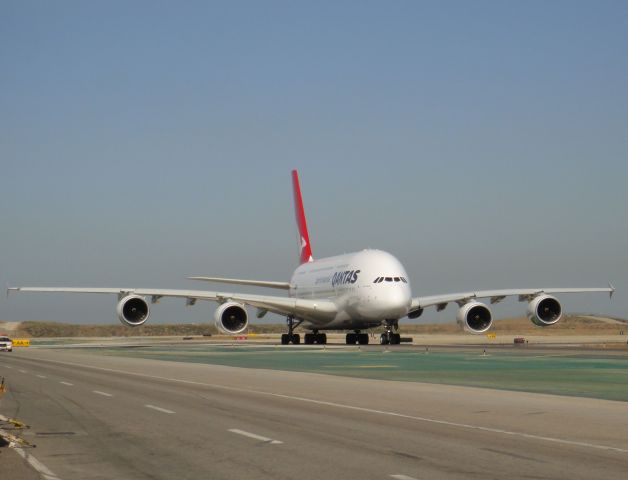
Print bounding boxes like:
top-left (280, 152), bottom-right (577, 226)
top-left (292, 170), bottom-right (314, 264)
top-left (609, 282), bottom-right (615, 299)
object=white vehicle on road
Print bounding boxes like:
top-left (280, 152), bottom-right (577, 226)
top-left (0, 336), bottom-right (13, 352)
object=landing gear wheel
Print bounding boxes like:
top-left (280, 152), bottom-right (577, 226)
top-left (346, 333), bottom-right (357, 345)
top-left (380, 332), bottom-right (400, 345)
top-left (305, 332), bottom-right (326, 345)
top-left (358, 333), bottom-right (369, 345)
top-left (282, 316), bottom-right (303, 345)
top-left (381, 320), bottom-right (402, 346)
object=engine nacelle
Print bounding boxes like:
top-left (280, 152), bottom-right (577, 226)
top-left (214, 302), bottom-right (248, 334)
top-left (527, 295), bottom-right (562, 326)
top-left (456, 301), bottom-right (492, 334)
top-left (116, 295), bottom-right (150, 326)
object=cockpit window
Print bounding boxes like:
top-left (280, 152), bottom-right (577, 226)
top-left (375, 276), bottom-right (408, 284)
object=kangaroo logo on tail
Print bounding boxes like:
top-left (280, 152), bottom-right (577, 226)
top-left (292, 170), bottom-right (314, 264)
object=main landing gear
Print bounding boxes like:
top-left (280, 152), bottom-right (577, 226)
top-left (304, 331), bottom-right (327, 345)
top-left (379, 320), bottom-right (401, 345)
top-left (346, 331), bottom-right (369, 345)
top-left (281, 316), bottom-right (303, 345)
top-left (280, 317), bottom-right (327, 345)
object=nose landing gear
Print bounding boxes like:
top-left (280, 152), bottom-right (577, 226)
top-left (379, 320), bottom-right (401, 345)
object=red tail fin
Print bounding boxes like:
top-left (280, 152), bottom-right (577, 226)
top-left (292, 170), bottom-right (313, 264)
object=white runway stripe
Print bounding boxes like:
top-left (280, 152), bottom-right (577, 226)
top-left (145, 404), bottom-right (175, 414)
top-left (59, 381), bottom-right (74, 386)
top-left (228, 429), bottom-right (283, 444)
top-left (14, 448), bottom-right (62, 480)
top-left (92, 390), bottom-right (113, 397)
top-left (390, 475), bottom-right (419, 480)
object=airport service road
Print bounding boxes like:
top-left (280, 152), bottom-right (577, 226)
top-left (1, 349), bottom-right (628, 480)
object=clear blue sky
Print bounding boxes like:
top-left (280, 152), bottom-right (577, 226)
top-left (1, 1), bottom-right (626, 325)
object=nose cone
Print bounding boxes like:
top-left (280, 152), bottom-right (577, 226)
top-left (378, 285), bottom-right (412, 318)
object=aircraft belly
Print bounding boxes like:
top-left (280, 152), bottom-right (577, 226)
top-left (302, 318), bottom-right (381, 331)
top-left (300, 303), bottom-right (381, 331)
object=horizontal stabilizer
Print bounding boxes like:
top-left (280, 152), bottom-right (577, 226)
top-left (187, 276), bottom-right (291, 290)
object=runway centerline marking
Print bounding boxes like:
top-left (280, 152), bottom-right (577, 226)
top-left (59, 381), bottom-right (74, 386)
top-left (18, 369), bottom-right (28, 373)
top-left (31, 357), bottom-right (628, 455)
top-left (92, 390), bottom-right (113, 397)
top-left (37, 375), bottom-right (47, 379)
top-left (145, 404), bottom-right (175, 414)
top-left (390, 475), bottom-right (419, 480)
top-left (229, 429), bottom-right (283, 445)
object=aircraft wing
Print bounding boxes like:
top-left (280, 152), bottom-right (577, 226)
top-left (187, 277), bottom-right (292, 290)
top-left (410, 285), bottom-right (615, 311)
top-left (7, 287), bottom-right (337, 320)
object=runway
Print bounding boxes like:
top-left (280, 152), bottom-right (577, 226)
top-left (1, 346), bottom-right (627, 480)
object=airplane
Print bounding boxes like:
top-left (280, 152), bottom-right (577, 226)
top-left (8, 170), bottom-right (614, 345)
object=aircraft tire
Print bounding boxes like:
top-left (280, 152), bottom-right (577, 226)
top-left (281, 334), bottom-right (289, 345)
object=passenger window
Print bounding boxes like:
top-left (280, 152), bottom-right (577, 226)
top-left (394, 277), bottom-right (400, 282)
top-left (385, 277), bottom-right (392, 282)
top-left (373, 277), bottom-right (380, 283)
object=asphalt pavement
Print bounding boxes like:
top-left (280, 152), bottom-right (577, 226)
top-left (1, 347), bottom-right (627, 480)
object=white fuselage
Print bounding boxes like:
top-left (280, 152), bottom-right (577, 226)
top-left (289, 249), bottom-right (412, 330)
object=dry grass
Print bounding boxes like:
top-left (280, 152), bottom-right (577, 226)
top-left (4, 321), bottom-right (216, 338)
top-left (403, 315), bottom-right (627, 335)
top-left (1, 315), bottom-right (626, 338)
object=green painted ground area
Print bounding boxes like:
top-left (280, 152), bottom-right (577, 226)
top-left (94, 345), bottom-right (628, 402)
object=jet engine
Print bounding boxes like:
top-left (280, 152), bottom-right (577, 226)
top-left (456, 301), bottom-right (492, 333)
top-left (116, 295), bottom-right (150, 326)
top-left (214, 302), bottom-right (248, 334)
top-left (527, 295), bottom-right (562, 326)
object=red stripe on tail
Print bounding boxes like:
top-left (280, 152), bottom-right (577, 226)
top-left (292, 170), bottom-right (313, 264)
